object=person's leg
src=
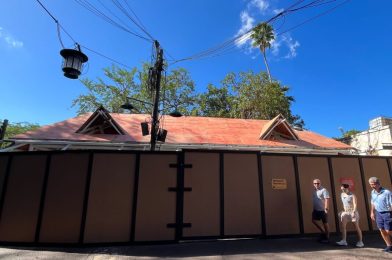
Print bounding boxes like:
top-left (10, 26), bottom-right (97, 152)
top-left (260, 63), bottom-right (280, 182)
top-left (312, 219), bottom-right (325, 233)
top-left (354, 221), bottom-right (363, 242)
top-left (340, 218), bottom-right (348, 241)
top-left (376, 211), bottom-right (392, 249)
top-left (380, 229), bottom-right (392, 246)
top-left (336, 217), bottom-right (348, 246)
top-left (322, 212), bottom-right (329, 239)
top-left (312, 211), bottom-right (325, 233)
top-left (323, 222), bottom-right (330, 239)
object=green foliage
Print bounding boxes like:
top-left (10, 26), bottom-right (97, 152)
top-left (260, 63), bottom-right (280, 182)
top-left (0, 120), bottom-right (40, 139)
top-left (334, 129), bottom-right (361, 144)
top-left (251, 22), bottom-right (275, 52)
top-left (194, 84), bottom-right (234, 118)
top-left (193, 71), bottom-right (304, 128)
top-left (160, 68), bottom-right (197, 116)
top-left (73, 64), bottom-right (304, 128)
top-left (343, 129), bottom-right (361, 138)
top-left (72, 64), bottom-right (197, 116)
top-left (251, 22), bottom-right (275, 81)
top-left (0, 120), bottom-right (40, 148)
top-left (72, 65), bottom-right (142, 114)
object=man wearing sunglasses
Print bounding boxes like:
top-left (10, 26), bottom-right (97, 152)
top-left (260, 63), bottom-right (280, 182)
top-left (312, 179), bottom-right (330, 243)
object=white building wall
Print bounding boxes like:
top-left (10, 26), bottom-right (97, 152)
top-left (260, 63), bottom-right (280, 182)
top-left (351, 125), bottom-right (392, 156)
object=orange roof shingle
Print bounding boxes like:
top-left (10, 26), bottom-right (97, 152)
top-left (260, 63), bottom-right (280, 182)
top-left (13, 113), bottom-right (352, 150)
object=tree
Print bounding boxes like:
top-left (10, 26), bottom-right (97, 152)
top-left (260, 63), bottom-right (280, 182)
top-left (334, 128), bottom-right (361, 144)
top-left (193, 71), bottom-right (304, 128)
top-left (72, 64), bottom-right (197, 115)
top-left (251, 22), bottom-right (275, 82)
top-left (0, 120), bottom-right (40, 148)
top-left (194, 84), bottom-right (235, 118)
top-left (0, 121), bottom-right (40, 139)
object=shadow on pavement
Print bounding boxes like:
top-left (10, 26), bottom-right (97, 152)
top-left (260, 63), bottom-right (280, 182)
top-left (0, 233), bottom-right (389, 258)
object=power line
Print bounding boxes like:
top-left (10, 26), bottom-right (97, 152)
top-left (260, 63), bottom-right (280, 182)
top-left (35, 0), bottom-right (133, 70)
top-left (111, 0), bottom-right (155, 41)
top-left (81, 45), bottom-right (132, 69)
top-left (170, 0), bottom-right (346, 64)
top-left (277, 0), bottom-right (351, 36)
top-left (73, 0), bottom-right (152, 42)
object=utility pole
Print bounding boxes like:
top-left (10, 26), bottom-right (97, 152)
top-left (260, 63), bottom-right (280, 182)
top-left (150, 40), bottom-right (164, 151)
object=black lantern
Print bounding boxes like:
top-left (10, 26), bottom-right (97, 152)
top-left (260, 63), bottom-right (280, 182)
top-left (60, 44), bottom-right (88, 79)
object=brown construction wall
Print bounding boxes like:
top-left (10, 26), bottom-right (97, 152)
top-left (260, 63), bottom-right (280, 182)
top-left (0, 154), bottom-right (46, 242)
top-left (0, 151), bottom-right (391, 245)
top-left (134, 154), bottom-right (177, 242)
top-left (297, 157), bottom-right (337, 233)
top-left (0, 156), bottom-right (8, 202)
top-left (261, 155), bottom-right (300, 235)
top-left (224, 153), bottom-right (261, 236)
top-left (84, 153), bottom-right (136, 243)
top-left (330, 158), bottom-right (369, 232)
top-left (183, 152), bottom-right (220, 237)
top-left (39, 153), bottom-right (90, 243)
top-left (361, 158), bottom-right (392, 230)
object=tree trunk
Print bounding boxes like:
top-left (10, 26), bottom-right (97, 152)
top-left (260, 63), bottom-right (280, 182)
top-left (261, 49), bottom-right (272, 82)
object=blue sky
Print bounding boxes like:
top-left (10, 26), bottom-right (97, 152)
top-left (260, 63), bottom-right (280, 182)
top-left (1, 0), bottom-right (391, 138)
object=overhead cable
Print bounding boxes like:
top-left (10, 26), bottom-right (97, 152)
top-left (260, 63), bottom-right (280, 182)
top-left (35, 0), bottom-right (132, 69)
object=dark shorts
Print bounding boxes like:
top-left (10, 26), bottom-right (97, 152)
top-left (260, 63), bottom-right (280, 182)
top-left (312, 210), bottom-right (328, 223)
top-left (375, 211), bottom-right (392, 231)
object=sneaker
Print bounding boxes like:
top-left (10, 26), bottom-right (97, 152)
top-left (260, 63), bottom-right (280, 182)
top-left (356, 241), bottom-right (364, 248)
top-left (336, 240), bottom-right (348, 246)
top-left (382, 246), bottom-right (392, 252)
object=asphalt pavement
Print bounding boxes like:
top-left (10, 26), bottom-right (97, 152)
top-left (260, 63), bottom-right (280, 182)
top-left (0, 233), bottom-right (391, 259)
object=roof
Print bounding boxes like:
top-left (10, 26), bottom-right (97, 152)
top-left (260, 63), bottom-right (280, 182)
top-left (11, 110), bottom-right (351, 150)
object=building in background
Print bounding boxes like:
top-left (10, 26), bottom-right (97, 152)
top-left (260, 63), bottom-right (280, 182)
top-left (351, 116), bottom-right (392, 156)
top-left (2, 106), bottom-right (353, 154)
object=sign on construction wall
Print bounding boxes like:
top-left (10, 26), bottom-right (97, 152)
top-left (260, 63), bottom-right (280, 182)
top-left (340, 177), bottom-right (355, 191)
top-left (272, 179), bottom-right (287, 190)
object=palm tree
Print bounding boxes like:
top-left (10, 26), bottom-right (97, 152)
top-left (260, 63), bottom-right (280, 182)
top-left (251, 22), bottom-right (275, 82)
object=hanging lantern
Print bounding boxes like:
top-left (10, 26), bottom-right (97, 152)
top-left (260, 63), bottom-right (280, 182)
top-left (60, 44), bottom-right (88, 79)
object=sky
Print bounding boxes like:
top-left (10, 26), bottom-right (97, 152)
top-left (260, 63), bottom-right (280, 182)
top-left (1, 0), bottom-right (392, 138)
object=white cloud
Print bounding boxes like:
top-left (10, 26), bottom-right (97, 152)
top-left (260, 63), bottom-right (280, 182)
top-left (273, 8), bottom-right (284, 14)
top-left (234, 1), bottom-right (301, 60)
top-left (268, 34), bottom-right (300, 59)
top-left (270, 39), bottom-right (280, 56)
top-left (282, 35), bottom-right (300, 59)
top-left (0, 27), bottom-right (23, 48)
top-left (250, 0), bottom-right (269, 13)
top-left (235, 11), bottom-right (255, 47)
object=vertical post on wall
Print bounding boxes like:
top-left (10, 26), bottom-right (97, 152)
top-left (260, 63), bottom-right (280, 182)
top-left (130, 153), bottom-right (140, 242)
top-left (219, 152), bottom-right (225, 237)
top-left (358, 157), bottom-right (373, 230)
top-left (0, 155), bottom-right (13, 225)
top-left (79, 152), bottom-right (94, 244)
top-left (293, 155), bottom-right (304, 234)
top-left (257, 153), bottom-right (266, 237)
top-left (386, 158), bottom-right (392, 184)
top-left (150, 40), bottom-right (164, 151)
top-left (174, 152), bottom-right (185, 241)
top-left (35, 154), bottom-right (52, 243)
top-left (327, 157), bottom-right (340, 232)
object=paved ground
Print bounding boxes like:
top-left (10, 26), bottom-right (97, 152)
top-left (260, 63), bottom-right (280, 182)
top-left (0, 233), bottom-right (391, 259)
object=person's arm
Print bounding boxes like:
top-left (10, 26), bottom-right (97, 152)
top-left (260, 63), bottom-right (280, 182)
top-left (370, 203), bottom-right (375, 221)
top-left (324, 198), bottom-right (330, 213)
top-left (353, 194), bottom-right (357, 212)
